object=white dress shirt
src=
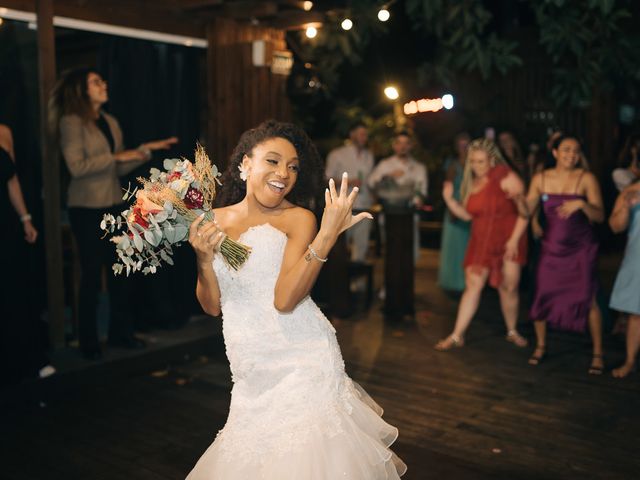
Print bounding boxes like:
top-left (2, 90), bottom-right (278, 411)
top-left (325, 144), bottom-right (375, 209)
top-left (367, 155), bottom-right (428, 200)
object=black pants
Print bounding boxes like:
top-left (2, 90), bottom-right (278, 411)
top-left (69, 206), bottom-right (134, 351)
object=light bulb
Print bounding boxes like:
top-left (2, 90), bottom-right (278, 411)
top-left (303, 1), bottom-right (313, 11)
top-left (384, 86), bottom-right (399, 100)
top-left (305, 26), bottom-right (318, 38)
top-left (378, 9), bottom-right (390, 22)
top-left (341, 18), bottom-right (353, 31)
top-left (442, 94), bottom-right (454, 110)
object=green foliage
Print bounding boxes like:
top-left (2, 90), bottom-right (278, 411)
top-left (407, 0), bottom-right (640, 108)
top-left (531, 0), bottom-right (640, 107)
top-left (406, 0), bottom-right (522, 87)
top-left (293, 2), bottom-right (388, 94)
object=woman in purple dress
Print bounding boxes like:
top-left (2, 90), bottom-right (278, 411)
top-left (525, 135), bottom-right (605, 374)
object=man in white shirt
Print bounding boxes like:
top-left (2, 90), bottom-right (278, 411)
top-left (368, 131), bottom-right (428, 261)
top-left (325, 122), bottom-right (375, 262)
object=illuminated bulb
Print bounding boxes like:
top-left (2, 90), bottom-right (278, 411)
top-left (341, 18), bottom-right (353, 31)
top-left (184, 39), bottom-right (193, 47)
top-left (303, 1), bottom-right (313, 11)
top-left (378, 9), bottom-right (390, 22)
top-left (384, 86), bottom-right (399, 100)
top-left (305, 26), bottom-right (317, 38)
top-left (442, 94), bottom-right (454, 110)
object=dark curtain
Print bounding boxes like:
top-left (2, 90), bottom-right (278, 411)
top-left (97, 36), bottom-right (204, 326)
top-left (0, 20), bottom-right (49, 384)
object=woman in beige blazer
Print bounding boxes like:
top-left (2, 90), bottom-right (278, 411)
top-left (50, 67), bottom-right (177, 360)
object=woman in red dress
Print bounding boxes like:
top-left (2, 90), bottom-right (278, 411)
top-left (436, 138), bottom-right (529, 350)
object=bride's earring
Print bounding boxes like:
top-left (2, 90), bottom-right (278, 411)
top-left (238, 164), bottom-right (250, 181)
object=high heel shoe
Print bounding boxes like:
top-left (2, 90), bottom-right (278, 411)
top-left (588, 354), bottom-right (604, 375)
top-left (528, 345), bottom-right (546, 366)
top-left (435, 334), bottom-right (464, 351)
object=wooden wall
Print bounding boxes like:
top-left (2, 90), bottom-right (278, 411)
top-left (206, 18), bottom-right (292, 172)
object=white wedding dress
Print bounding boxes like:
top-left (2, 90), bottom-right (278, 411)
top-left (186, 223), bottom-right (406, 479)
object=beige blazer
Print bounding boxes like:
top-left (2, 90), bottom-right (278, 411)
top-left (60, 112), bottom-right (144, 208)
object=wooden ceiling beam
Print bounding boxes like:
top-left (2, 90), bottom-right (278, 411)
top-left (0, 0), bottom-right (206, 38)
top-left (269, 10), bottom-right (325, 30)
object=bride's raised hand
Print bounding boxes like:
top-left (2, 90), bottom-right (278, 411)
top-left (320, 172), bottom-right (373, 239)
top-left (189, 214), bottom-right (226, 265)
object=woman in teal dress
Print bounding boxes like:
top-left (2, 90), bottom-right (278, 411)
top-left (609, 180), bottom-right (640, 378)
top-left (438, 133), bottom-right (471, 292)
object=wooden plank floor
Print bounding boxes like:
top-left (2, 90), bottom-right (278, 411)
top-left (1, 248), bottom-right (639, 480)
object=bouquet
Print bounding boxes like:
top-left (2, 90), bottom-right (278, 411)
top-left (101, 144), bottom-right (251, 275)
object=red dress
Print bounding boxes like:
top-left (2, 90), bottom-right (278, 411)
top-left (463, 165), bottom-right (527, 288)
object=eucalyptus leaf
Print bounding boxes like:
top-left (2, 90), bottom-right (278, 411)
top-left (132, 230), bottom-right (144, 252)
top-left (144, 229), bottom-right (160, 247)
top-left (163, 158), bottom-right (179, 171)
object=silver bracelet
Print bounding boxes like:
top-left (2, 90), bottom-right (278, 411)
top-left (20, 213), bottom-right (32, 223)
top-left (305, 244), bottom-right (328, 263)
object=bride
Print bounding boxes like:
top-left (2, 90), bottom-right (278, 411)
top-left (186, 120), bottom-right (406, 479)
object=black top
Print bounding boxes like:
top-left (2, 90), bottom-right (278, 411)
top-left (96, 114), bottom-right (115, 152)
top-left (0, 145), bottom-right (16, 183)
top-left (1, 146), bottom-right (19, 239)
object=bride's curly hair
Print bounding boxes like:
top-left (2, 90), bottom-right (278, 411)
top-left (216, 120), bottom-right (325, 211)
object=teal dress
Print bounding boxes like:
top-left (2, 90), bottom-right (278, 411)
top-left (610, 201), bottom-right (640, 315)
top-left (438, 161), bottom-right (471, 291)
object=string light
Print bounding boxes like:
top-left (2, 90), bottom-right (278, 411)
top-left (378, 9), bottom-right (390, 21)
top-left (305, 26), bottom-right (318, 38)
top-left (442, 94), bottom-right (454, 110)
top-left (341, 18), bottom-right (353, 31)
top-left (384, 86), bottom-right (399, 100)
top-left (303, 1), bottom-right (313, 11)
top-left (403, 95), bottom-right (455, 114)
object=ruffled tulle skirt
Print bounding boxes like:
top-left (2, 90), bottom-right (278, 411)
top-left (186, 380), bottom-right (406, 480)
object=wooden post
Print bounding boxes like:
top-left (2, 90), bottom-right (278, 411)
top-left (36, 0), bottom-right (65, 348)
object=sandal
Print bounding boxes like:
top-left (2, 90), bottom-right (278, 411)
top-left (528, 345), bottom-right (546, 366)
top-left (588, 354), bottom-right (604, 375)
top-left (506, 330), bottom-right (528, 348)
top-left (435, 334), bottom-right (464, 351)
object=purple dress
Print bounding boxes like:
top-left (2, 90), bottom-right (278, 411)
top-left (529, 186), bottom-right (598, 332)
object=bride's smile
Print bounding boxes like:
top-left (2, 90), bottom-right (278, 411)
top-left (242, 137), bottom-right (299, 207)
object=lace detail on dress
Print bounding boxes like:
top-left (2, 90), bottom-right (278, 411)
top-left (188, 224), bottom-right (406, 479)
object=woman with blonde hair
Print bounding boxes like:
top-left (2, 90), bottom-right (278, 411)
top-left (436, 138), bottom-right (529, 350)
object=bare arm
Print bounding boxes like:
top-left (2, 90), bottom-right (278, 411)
top-left (274, 173), bottom-right (372, 313)
top-left (189, 215), bottom-right (225, 317)
top-left (116, 136), bottom-right (178, 177)
top-left (501, 172), bottom-right (529, 260)
top-left (609, 185), bottom-right (640, 233)
top-left (0, 128), bottom-right (27, 216)
top-left (442, 181), bottom-right (472, 221)
top-left (273, 210), bottom-right (325, 312)
top-left (525, 172), bottom-right (543, 217)
top-left (0, 127), bottom-right (38, 243)
top-left (581, 173), bottom-right (605, 223)
top-left (501, 171), bottom-right (529, 219)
